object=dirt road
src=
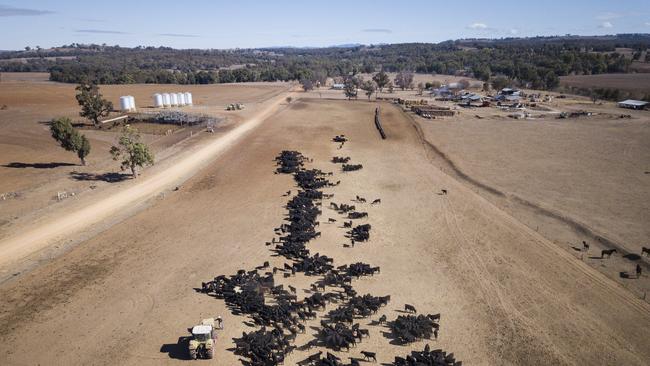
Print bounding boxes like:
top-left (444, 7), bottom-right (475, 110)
top-left (0, 99), bottom-right (648, 365)
top-left (0, 89), bottom-right (293, 270)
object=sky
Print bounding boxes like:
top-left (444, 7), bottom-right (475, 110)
top-left (1, 0), bottom-right (649, 50)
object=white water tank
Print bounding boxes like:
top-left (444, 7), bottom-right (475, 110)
top-left (170, 93), bottom-right (179, 106)
top-left (184, 92), bottom-right (193, 106)
top-left (128, 95), bottom-right (136, 111)
top-left (162, 93), bottom-right (171, 107)
top-left (119, 96), bottom-right (130, 112)
top-left (153, 93), bottom-right (164, 108)
top-left (177, 92), bottom-right (186, 106)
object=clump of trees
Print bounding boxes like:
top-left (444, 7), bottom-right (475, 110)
top-left (49, 117), bottom-right (91, 165)
top-left (490, 76), bottom-right (511, 91)
top-left (75, 83), bottom-right (113, 127)
top-left (300, 79), bottom-right (314, 91)
top-left (394, 72), bottom-right (414, 90)
top-left (343, 78), bottom-right (358, 100)
top-left (372, 71), bottom-right (390, 92)
top-left (109, 125), bottom-right (154, 178)
top-left (361, 80), bottom-right (376, 100)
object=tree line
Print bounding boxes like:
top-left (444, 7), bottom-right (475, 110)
top-left (1, 34), bottom-right (648, 91)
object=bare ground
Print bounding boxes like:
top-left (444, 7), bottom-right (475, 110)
top-left (0, 99), bottom-right (648, 366)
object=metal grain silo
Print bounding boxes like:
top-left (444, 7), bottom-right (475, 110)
top-left (184, 92), bottom-right (193, 105)
top-left (128, 95), bottom-right (136, 111)
top-left (177, 92), bottom-right (186, 106)
top-left (170, 93), bottom-right (179, 106)
top-left (153, 93), bottom-right (164, 108)
top-left (120, 96), bottom-right (130, 112)
top-left (162, 93), bottom-right (171, 107)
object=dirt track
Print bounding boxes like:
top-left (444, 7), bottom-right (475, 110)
top-left (0, 98), bottom-right (648, 365)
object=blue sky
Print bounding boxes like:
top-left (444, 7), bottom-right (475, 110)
top-left (1, 0), bottom-right (649, 50)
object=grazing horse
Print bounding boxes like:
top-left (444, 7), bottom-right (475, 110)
top-left (642, 247), bottom-right (650, 256)
top-left (361, 351), bottom-right (377, 362)
top-left (378, 315), bottom-right (387, 324)
top-left (601, 249), bottom-right (617, 258)
top-left (356, 195), bottom-right (366, 203)
top-left (404, 304), bottom-right (417, 313)
top-left (582, 241), bottom-right (589, 252)
top-left (328, 218), bottom-right (337, 223)
top-left (441, 189), bottom-right (448, 195)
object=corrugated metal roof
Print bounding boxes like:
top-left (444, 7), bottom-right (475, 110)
top-left (618, 100), bottom-right (648, 106)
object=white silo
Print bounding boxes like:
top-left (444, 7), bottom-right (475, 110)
top-left (128, 95), bottom-right (136, 111)
top-left (170, 93), bottom-right (179, 106)
top-left (184, 92), bottom-right (193, 106)
top-left (120, 96), bottom-right (130, 112)
top-left (153, 93), bottom-right (164, 108)
top-left (162, 93), bottom-right (171, 107)
top-left (177, 92), bottom-right (186, 106)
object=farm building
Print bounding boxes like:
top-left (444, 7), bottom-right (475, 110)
top-left (500, 88), bottom-right (521, 96)
top-left (617, 99), bottom-right (648, 110)
top-left (331, 83), bottom-right (345, 90)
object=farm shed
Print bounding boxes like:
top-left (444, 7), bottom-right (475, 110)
top-left (617, 99), bottom-right (648, 110)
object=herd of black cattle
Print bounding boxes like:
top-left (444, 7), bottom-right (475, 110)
top-left (198, 138), bottom-right (460, 365)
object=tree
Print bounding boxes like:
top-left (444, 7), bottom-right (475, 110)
top-left (387, 81), bottom-right (394, 93)
top-left (75, 83), bottom-right (113, 127)
top-left (109, 125), bottom-right (154, 178)
top-left (394, 72), bottom-right (414, 90)
top-left (491, 76), bottom-right (511, 91)
top-left (361, 80), bottom-right (376, 100)
top-left (417, 82), bottom-right (425, 96)
top-left (49, 117), bottom-right (91, 165)
top-left (343, 78), bottom-right (357, 100)
top-left (300, 79), bottom-right (314, 92)
top-left (372, 71), bottom-right (390, 92)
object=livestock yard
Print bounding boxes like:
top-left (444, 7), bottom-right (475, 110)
top-left (0, 71), bottom-right (649, 366)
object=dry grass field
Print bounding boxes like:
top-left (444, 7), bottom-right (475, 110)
top-left (0, 73), bottom-right (289, 240)
top-left (0, 95), bottom-right (648, 365)
top-left (0, 74), bottom-right (649, 366)
top-left (560, 73), bottom-right (650, 96)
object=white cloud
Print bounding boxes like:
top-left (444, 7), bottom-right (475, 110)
top-left (596, 12), bottom-right (622, 21)
top-left (599, 21), bottom-right (613, 29)
top-left (467, 23), bottom-right (488, 30)
top-left (645, 22), bottom-right (650, 26)
top-left (509, 29), bottom-right (519, 35)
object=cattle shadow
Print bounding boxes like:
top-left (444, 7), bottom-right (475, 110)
top-left (160, 336), bottom-right (191, 360)
top-left (381, 330), bottom-right (409, 346)
top-left (570, 246), bottom-right (583, 252)
top-left (393, 309), bottom-right (412, 314)
top-left (3, 162), bottom-right (77, 169)
top-left (69, 171), bottom-right (130, 183)
top-left (623, 253), bottom-right (641, 261)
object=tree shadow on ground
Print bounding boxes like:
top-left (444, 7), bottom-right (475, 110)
top-left (69, 171), bottom-right (131, 183)
top-left (38, 120), bottom-right (91, 128)
top-left (160, 336), bottom-right (191, 360)
top-left (3, 162), bottom-right (77, 169)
